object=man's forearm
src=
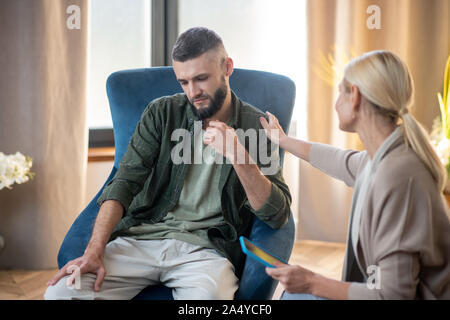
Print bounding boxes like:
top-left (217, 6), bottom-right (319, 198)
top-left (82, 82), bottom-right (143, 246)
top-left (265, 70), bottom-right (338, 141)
top-left (84, 200), bottom-right (124, 257)
top-left (232, 147), bottom-right (272, 211)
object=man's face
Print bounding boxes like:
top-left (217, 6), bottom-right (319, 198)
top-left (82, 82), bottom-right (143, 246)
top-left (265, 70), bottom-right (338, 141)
top-left (173, 51), bottom-right (229, 120)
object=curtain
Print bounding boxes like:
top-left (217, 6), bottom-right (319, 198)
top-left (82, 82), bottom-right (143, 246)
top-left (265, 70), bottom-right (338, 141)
top-left (298, 0), bottom-right (450, 242)
top-left (0, 0), bottom-right (88, 269)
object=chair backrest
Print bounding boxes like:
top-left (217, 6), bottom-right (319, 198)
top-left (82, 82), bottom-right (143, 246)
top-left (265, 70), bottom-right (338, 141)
top-left (106, 67), bottom-right (296, 168)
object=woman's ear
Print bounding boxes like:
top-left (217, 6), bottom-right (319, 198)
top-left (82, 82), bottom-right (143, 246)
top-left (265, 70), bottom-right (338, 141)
top-left (350, 84), bottom-right (362, 113)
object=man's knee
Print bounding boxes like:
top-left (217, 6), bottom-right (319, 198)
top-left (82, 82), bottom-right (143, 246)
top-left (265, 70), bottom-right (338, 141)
top-left (173, 284), bottom-right (236, 300)
top-left (43, 275), bottom-right (94, 300)
top-left (44, 278), bottom-right (73, 300)
top-left (173, 271), bottom-right (238, 300)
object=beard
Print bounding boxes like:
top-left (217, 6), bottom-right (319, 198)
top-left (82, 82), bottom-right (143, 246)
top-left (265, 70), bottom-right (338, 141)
top-left (190, 78), bottom-right (228, 120)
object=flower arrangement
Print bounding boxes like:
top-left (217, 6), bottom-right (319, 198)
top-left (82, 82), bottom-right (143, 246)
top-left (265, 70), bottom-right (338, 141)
top-left (430, 55), bottom-right (450, 177)
top-left (0, 151), bottom-right (34, 190)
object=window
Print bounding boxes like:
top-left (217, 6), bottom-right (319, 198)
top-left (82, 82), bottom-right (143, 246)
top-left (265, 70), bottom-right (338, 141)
top-left (87, 0), bottom-right (151, 130)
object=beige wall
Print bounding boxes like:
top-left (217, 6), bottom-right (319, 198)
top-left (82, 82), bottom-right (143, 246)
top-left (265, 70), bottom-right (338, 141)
top-left (282, 152), bottom-right (300, 239)
top-left (84, 161), bottom-right (114, 207)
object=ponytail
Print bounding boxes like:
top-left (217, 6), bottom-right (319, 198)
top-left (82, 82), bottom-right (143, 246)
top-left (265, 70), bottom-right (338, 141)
top-left (401, 111), bottom-right (447, 191)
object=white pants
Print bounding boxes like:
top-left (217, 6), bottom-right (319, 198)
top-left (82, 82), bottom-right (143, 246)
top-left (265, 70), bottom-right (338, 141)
top-left (44, 237), bottom-right (238, 300)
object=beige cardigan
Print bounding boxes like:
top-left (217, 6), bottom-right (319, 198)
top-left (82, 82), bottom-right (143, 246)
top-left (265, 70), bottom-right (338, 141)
top-left (309, 127), bottom-right (450, 299)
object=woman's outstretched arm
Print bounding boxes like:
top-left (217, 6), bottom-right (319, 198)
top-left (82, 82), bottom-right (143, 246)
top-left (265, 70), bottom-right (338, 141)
top-left (260, 112), bottom-right (312, 162)
top-left (260, 111), bottom-right (367, 187)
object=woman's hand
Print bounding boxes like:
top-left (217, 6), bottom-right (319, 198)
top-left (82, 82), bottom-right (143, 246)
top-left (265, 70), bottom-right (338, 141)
top-left (259, 111), bottom-right (288, 147)
top-left (265, 263), bottom-right (316, 294)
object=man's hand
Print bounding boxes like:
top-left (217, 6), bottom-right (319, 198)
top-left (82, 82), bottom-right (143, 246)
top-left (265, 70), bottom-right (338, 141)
top-left (47, 250), bottom-right (106, 292)
top-left (204, 120), bottom-right (271, 211)
top-left (203, 120), bottom-right (247, 163)
top-left (46, 200), bottom-right (123, 292)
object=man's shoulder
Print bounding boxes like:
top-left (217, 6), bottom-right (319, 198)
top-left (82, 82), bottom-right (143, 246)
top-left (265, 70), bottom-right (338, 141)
top-left (238, 99), bottom-right (266, 117)
top-left (140, 93), bottom-right (189, 127)
top-left (236, 97), bottom-right (267, 130)
top-left (147, 93), bottom-right (188, 111)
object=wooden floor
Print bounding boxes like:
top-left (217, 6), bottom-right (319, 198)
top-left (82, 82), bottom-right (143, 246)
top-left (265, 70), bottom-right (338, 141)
top-left (272, 240), bottom-right (345, 299)
top-left (0, 240), bottom-right (346, 300)
top-left (0, 269), bottom-right (57, 300)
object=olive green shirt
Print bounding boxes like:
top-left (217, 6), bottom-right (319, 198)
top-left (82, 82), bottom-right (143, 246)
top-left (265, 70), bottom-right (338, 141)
top-left (120, 125), bottom-right (227, 250)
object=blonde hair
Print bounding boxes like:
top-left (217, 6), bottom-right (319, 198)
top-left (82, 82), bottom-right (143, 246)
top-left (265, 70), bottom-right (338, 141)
top-left (344, 50), bottom-right (446, 192)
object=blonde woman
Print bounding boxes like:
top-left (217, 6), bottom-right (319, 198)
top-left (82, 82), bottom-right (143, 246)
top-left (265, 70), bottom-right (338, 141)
top-left (262, 50), bottom-right (450, 300)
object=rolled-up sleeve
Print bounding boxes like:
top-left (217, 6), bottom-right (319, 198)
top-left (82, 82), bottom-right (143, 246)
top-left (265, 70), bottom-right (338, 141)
top-left (246, 177), bottom-right (291, 229)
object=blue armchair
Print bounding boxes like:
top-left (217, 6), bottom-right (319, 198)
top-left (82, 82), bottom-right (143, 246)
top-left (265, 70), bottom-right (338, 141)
top-left (58, 67), bottom-right (296, 300)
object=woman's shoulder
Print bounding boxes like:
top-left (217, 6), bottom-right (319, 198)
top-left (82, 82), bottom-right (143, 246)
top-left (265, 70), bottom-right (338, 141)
top-left (375, 144), bottom-right (435, 189)
top-left (369, 143), bottom-right (450, 256)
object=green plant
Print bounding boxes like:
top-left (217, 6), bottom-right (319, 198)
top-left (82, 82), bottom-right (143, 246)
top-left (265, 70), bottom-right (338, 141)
top-left (431, 55), bottom-right (450, 177)
top-left (438, 55), bottom-right (450, 139)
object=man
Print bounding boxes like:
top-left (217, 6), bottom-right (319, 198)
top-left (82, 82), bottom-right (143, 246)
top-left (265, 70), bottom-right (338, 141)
top-left (45, 27), bottom-right (291, 300)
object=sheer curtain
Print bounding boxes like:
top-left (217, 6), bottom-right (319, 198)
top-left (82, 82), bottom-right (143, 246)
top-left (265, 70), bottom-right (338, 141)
top-left (299, 0), bottom-right (450, 242)
top-left (0, 0), bottom-right (89, 268)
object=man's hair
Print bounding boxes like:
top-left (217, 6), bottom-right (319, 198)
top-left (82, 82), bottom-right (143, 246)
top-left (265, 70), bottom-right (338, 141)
top-left (172, 27), bottom-right (225, 62)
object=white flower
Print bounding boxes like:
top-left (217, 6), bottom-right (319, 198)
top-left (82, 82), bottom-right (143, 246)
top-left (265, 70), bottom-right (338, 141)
top-left (0, 151), bottom-right (34, 190)
top-left (434, 138), bottom-right (450, 166)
